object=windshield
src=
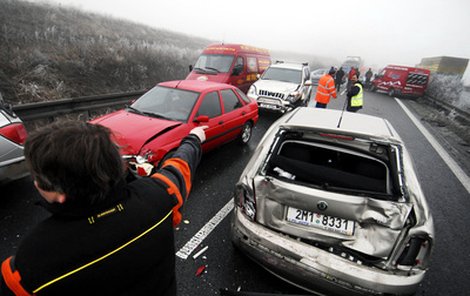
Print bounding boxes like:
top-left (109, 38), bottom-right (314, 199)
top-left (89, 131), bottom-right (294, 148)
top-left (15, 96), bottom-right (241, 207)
top-left (262, 67), bottom-right (302, 84)
top-left (130, 86), bottom-right (199, 122)
top-left (193, 54), bottom-right (234, 73)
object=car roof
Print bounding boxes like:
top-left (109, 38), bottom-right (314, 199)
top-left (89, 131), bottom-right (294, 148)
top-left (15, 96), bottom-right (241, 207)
top-left (281, 108), bottom-right (399, 141)
top-left (158, 80), bottom-right (235, 93)
top-left (269, 62), bottom-right (305, 71)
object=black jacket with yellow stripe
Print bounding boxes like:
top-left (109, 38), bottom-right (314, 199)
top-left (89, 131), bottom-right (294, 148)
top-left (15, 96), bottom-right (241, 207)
top-left (0, 134), bottom-right (202, 296)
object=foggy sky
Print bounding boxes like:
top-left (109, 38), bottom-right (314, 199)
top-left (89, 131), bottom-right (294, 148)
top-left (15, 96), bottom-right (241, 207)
top-left (37, 0), bottom-right (470, 81)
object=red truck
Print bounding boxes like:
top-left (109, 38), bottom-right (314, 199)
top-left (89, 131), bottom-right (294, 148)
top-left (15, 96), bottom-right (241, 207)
top-left (186, 44), bottom-right (271, 93)
top-left (371, 65), bottom-right (431, 97)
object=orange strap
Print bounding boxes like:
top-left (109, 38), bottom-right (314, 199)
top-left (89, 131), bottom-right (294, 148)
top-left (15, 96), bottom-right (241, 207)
top-left (1, 257), bottom-right (32, 296)
top-left (162, 158), bottom-right (192, 195)
top-left (151, 173), bottom-right (184, 226)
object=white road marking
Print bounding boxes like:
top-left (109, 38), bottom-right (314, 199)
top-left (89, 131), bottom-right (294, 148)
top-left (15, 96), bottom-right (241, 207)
top-left (395, 98), bottom-right (470, 194)
top-left (176, 199), bottom-right (234, 259)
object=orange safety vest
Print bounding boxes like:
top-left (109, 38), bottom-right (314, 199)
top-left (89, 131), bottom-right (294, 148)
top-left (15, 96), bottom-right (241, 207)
top-left (315, 74), bottom-right (337, 104)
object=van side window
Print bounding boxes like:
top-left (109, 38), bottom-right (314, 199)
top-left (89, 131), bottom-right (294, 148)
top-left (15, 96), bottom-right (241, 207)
top-left (221, 89), bottom-right (243, 113)
top-left (247, 57), bottom-right (258, 73)
top-left (197, 91), bottom-right (221, 118)
top-left (259, 58), bottom-right (271, 73)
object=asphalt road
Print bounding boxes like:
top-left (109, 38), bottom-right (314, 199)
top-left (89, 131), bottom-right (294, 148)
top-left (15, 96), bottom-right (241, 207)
top-left (1, 89), bottom-right (469, 295)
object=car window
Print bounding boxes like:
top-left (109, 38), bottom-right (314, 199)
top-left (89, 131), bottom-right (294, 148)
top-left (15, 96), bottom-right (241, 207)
top-left (262, 67), bottom-right (302, 84)
top-left (266, 139), bottom-right (392, 196)
top-left (221, 89), bottom-right (243, 113)
top-left (304, 67), bottom-right (310, 80)
top-left (197, 91), bottom-right (221, 118)
top-left (235, 88), bottom-right (251, 104)
top-left (247, 57), bottom-right (258, 73)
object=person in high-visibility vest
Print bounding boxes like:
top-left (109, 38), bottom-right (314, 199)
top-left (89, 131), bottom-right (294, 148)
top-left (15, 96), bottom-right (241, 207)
top-left (346, 74), bottom-right (363, 112)
top-left (314, 68), bottom-right (337, 108)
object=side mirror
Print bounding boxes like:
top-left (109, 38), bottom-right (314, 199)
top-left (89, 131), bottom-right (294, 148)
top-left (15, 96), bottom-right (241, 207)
top-left (232, 65), bottom-right (243, 76)
top-left (304, 80), bottom-right (312, 86)
top-left (189, 65), bottom-right (193, 72)
top-left (194, 115), bottom-right (209, 123)
top-left (256, 73), bottom-right (261, 79)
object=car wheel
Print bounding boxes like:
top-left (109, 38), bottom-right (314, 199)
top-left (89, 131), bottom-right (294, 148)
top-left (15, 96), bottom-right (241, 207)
top-left (370, 85), bottom-right (377, 92)
top-left (388, 88), bottom-right (395, 97)
top-left (238, 121), bottom-right (253, 145)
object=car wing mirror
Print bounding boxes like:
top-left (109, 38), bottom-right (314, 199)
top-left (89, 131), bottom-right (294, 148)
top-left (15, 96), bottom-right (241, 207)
top-left (304, 80), bottom-right (312, 86)
top-left (194, 115), bottom-right (209, 123)
top-left (256, 73), bottom-right (261, 79)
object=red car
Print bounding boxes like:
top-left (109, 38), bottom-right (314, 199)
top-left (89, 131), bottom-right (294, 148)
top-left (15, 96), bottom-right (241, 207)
top-left (90, 80), bottom-right (259, 172)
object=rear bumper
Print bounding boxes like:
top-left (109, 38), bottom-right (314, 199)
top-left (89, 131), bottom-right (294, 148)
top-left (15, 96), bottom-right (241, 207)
top-left (231, 207), bottom-right (426, 296)
top-left (0, 156), bottom-right (28, 185)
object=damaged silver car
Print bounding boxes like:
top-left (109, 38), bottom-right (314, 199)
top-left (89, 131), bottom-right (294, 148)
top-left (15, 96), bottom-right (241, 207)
top-left (231, 107), bottom-right (434, 295)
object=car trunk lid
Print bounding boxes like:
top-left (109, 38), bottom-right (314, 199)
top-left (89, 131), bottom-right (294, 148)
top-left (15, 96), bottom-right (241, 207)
top-left (253, 175), bottom-right (413, 259)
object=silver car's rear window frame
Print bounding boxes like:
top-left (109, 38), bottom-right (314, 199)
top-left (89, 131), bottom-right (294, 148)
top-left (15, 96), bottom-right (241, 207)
top-left (265, 138), bottom-right (393, 196)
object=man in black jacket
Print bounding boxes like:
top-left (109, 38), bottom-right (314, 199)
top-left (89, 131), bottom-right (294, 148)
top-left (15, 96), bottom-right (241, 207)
top-left (0, 120), bottom-right (207, 295)
top-left (334, 67), bottom-right (345, 92)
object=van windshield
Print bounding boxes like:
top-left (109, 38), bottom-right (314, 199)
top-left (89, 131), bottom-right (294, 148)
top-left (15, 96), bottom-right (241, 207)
top-left (194, 54), bottom-right (234, 73)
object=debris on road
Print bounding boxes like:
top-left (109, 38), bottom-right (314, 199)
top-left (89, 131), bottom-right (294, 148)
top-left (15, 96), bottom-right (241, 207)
top-left (192, 245), bottom-right (208, 260)
top-left (195, 264), bottom-right (207, 277)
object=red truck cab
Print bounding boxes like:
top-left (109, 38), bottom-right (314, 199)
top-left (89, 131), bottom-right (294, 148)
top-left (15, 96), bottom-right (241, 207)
top-left (186, 44), bottom-right (271, 93)
top-left (372, 65), bottom-right (430, 97)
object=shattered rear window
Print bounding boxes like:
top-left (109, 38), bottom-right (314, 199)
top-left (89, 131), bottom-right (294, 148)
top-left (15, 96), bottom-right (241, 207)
top-left (266, 140), bottom-right (391, 195)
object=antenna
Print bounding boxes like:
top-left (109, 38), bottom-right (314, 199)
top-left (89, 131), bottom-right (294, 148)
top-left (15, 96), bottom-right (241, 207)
top-left (337, 89), bottom-right (348, 128)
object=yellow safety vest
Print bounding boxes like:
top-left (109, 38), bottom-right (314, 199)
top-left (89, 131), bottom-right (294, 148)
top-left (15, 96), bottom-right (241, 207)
top-left (351, 83), bottom-right (363, 107)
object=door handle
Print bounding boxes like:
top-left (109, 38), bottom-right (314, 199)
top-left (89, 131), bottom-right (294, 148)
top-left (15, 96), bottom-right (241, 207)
top-left (219, 121), bottom-right (224, 125)
top-left (241, 111), bottom-right (246, 115)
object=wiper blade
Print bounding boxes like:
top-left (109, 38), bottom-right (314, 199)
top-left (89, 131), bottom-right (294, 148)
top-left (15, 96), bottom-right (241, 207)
top-left (127, 106), bottom-right (143, 115)
top-left (193, 67), bottom-right (207, 73)
top-left (142, 111), bottom-right (172, 121)
top-left (204, 66), bottom-right (220, 73)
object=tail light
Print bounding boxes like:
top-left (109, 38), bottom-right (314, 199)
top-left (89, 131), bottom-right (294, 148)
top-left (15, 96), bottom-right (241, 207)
top-left (235, 182), bottom-right (256, 221)
top-left (319, 133), bottom-right (354, 141)
top-left (397, 236), bottom-right (432, 267)
top-left (0, 123), bottom-right (28, 145)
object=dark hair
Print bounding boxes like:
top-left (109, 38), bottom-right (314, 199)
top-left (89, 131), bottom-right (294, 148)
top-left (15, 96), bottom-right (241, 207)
top-left (25, 120), bottom-right (124, 205)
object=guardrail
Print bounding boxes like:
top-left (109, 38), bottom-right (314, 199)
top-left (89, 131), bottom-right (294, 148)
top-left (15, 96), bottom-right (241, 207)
top-left (12, 90), bottom-right (146, 123)
top-left (10, 89), bottom-right (469, 128)
top-left (422, 94), bottom-right (470, 126)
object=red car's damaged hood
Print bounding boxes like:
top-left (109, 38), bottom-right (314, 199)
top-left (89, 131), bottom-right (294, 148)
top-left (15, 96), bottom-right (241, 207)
top-left (91, 110), bottom-right (181, 155)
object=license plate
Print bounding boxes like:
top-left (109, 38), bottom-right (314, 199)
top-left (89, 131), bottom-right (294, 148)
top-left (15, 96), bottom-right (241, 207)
top-left (259, 103), bottom-right (278, 110)
top-left (286, 207), bottom-right (355, 236)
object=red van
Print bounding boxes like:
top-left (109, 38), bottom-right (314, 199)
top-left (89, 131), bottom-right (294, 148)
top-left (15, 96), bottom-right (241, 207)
top-left (186, 44), bottom-right (271, 93)
top-left (371, 65), bottom-right (431, 97)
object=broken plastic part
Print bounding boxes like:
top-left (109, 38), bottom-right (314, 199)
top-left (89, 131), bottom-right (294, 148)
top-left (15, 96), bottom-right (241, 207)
top-left (195, 265), bottom-right (207, 276)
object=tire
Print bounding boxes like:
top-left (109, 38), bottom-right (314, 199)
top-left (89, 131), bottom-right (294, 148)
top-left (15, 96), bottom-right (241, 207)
top-left (238, 121), bottom-right (253, 145)
top-left (370, 85), bottom-right (377, 92)
top-left (388, 88), bottom-right (395, 97)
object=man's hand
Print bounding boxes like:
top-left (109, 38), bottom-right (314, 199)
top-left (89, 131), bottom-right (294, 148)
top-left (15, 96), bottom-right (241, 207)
top-left (190, 126), bottom-right (208, 143)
